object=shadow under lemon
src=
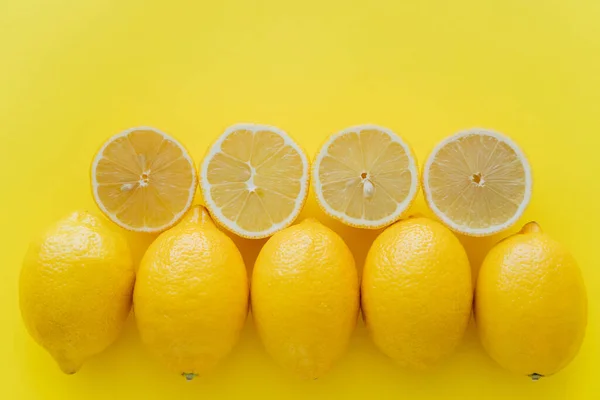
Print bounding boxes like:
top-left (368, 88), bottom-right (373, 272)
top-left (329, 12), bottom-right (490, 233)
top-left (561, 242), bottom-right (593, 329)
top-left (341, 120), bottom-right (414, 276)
top-left (121, 230), bottom-right (159, 272)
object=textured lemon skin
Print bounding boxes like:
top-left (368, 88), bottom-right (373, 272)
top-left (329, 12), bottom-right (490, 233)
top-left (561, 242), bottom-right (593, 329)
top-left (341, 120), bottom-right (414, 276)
top-left (252, 219), bottom-right (359, 379)
top-left (362, 217), bottom-right (472, 369)
top-left (134, 206), bottom-right (248, 377)
top-left (475, 223), bottom-right (587, 377)
top-left (19, 211), bottom-right (134, 374)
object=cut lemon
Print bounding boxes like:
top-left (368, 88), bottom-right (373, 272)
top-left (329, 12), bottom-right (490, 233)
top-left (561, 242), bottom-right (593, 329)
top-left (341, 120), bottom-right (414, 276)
top-left (91, 127), bottom-right (197, 233)
top-left (422, 128), bottom-right (532, 236)
top-left (312, 125), bottom-right (419, 229)
top-left (199, 123), bottom-right (309, 239)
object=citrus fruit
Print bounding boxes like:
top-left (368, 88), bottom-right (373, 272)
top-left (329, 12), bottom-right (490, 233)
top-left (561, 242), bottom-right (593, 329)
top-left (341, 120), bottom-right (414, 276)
top-left (312, 125), bottom-right (419, 229)
top-left (19, 211), bottom-right (134, 374)
top-left (362, 217), bottom-right (472, 369)
top-left (91, 126), bottom-right (197, 233)
top-left (252, 219), bottom-right (359, 379)
top-left (134, 205), bottom-right (248, 379)
top-left (475, 222), bottom-right (587, 379)
top-left (199, 123), bottom-right (310, 239)
top-left (422, 128), bottom-right (532, 236)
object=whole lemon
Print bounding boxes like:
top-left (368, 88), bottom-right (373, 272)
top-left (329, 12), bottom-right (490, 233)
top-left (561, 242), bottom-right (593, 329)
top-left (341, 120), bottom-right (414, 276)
top-left (19, 211), bottom-right (134, 374)
top-left (475, 222), bottom-right (587, 379)
top-left (252, 219), bottom-right (359, 379)
top-left (134, 205), bottom-right (248, 379)
top-left (362, 217), bottom-right (472, 369)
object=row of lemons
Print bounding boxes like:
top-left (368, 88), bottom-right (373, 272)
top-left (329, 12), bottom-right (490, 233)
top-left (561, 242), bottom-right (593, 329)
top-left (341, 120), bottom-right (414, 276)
top-left (19, 125), bottom-right (586, 381)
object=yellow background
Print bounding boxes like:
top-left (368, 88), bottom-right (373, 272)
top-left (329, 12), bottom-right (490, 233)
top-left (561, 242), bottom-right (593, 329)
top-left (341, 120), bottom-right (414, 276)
top-left (1, 0), bottom-right (599, 398)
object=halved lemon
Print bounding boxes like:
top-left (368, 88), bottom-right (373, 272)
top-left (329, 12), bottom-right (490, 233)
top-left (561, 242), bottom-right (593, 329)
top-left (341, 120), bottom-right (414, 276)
top-left (312, 125), bottom-right (419, 229)
top-left (199, 123), bottom-right (310, 239)
top-left (91, 127), bottom-right (197, 233)
top-left (422, 128), bottom-right (532, 236)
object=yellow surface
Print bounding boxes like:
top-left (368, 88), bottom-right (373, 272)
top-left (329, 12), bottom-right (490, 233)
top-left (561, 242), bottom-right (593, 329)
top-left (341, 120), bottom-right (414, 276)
top-left (1, 0), bottom-right (599, 398)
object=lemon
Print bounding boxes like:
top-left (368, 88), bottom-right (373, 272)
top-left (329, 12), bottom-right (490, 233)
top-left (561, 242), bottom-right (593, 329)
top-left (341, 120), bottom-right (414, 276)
top-left (475, 222), bottom-right (587, 379)
top-left (134, 205), bottom-right (249, 379)
top-left (200, 123), bottom-right (310, 239)
top-left (19, 211), bottom-right (135, 374)
top-left (91, 126), bottom-right (197, 233)
top-left (422, 129), bottom-right (532, 236)
top-left (312, 125), bottom-right (419, 229)
top-left (362, 217), bottom-right (472, 369)
top-left (252, 219), bottom-right (359, 379)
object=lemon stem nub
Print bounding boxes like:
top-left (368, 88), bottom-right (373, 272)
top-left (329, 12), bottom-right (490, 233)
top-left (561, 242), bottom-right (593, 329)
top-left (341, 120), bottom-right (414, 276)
top-left (55, 356), bottom-right (83, 375)
top-left (182, 372), bottom-right (197, 381)
top-left (520, 221), bottom-right (542, 234)
top-left (529, 373), bottom-right (543, 381)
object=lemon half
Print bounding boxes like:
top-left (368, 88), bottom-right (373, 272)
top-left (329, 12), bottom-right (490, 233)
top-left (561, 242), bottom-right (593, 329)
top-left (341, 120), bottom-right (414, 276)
top-left (312, 125), bottom-right (419, 229)
top-left (91, 127), bottom-right (197, 233)
top-left (199, 123), bottom-right (310, 239)
top-left (422, 128), bottom-right (532, 236)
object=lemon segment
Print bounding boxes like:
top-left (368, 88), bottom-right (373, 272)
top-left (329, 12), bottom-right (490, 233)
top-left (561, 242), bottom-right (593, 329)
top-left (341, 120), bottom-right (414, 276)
top-left (313, 125), bottom-right (419, 229)
top-left (422, 128), bottom-right (532, 236)
top-left (91, 127), bottom-right (197, 232)
top-left (200, 124), bottom-right (310, 239)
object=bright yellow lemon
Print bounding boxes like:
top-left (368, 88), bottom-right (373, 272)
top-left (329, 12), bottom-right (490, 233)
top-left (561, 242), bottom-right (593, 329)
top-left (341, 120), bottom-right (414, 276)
top-left (20, 211), bottom-right (134, 374)
top-left (134, 205), bottom-right (249, 379)
top-left (475, 222), bottom-right (587, 379)
top-left (252, 219), bottom-right (359, 379)
top-left (362, 217), bottom-right (472, 369)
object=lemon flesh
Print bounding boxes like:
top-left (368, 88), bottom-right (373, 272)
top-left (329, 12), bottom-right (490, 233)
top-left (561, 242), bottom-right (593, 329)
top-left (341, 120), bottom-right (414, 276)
top-left (313, 125), bottom-right (419, 229)
top-left (200, 124), bottom-right (309, 239)
top-left (91, 127), bottom-right (197, 233)
top-left (423, 129), bottom-right (532, 236)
